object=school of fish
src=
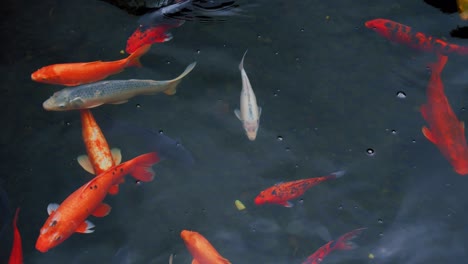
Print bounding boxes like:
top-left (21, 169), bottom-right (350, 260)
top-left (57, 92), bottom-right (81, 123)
top-left (7, 1), bottom-right (468, 263)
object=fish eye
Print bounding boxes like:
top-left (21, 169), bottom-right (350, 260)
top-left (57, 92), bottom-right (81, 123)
top-left (54, 235), bottom-right (62, 241)
top-left (50, 220), bottom-right (57, 227)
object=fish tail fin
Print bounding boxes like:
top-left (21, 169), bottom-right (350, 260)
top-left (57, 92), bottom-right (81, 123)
top-left (163, 62), bottom-right (197, 95)
top-left (330, 170), bottom-right (346, 178)
top-left (333, 227), bottom-right (366, 251)
top-left (428, 54), bottom-right (448, 74)
top-left (239, 49), bottom-right (248, 71)
top-left (126, 44), bottom-right (152, 67)
top-left (129, 152), bottom-right (160, 182)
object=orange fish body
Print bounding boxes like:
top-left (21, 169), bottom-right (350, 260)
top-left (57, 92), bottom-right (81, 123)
top-left (254, 171), bottom-right (345, 207)
top-left (180, 230), bottom-right (231, 264)
top-left (78, 110), bottom-right (122, 195)
top-left (35, 152), bottom-right (159, 252)
top-left (365, 18), bottom-right (468, 56)
top-left (8, 208), bottom-right (23, 264)
top-left (420, 55), bottom-right (468, 175)
top-left (31, 44), bottom-right (151, 86)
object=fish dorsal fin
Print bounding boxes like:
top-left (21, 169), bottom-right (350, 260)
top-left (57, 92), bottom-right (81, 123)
top-left (77, 155), bottom-right (95, 174)
top-left (111, 148), bottom-right (122, 165)
top-left (75, 220), bottom-right (95, 234)
top-left (422, 126), bottom-right (437, 144)
top-left (91, 203), bottom-right (111, 217)
top-left (234, 109), bottom-right (242, 120)
top-left (47, 203), bottom-right (59, 215)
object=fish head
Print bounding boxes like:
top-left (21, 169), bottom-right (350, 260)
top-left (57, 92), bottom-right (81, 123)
top-left (364, 19), bottom-right (392, 38)
top-left (452, 158), bottom-right (468, 175)
top-left (35, 213), bottom-right (68, 252)
top-left (43, 89), bottom-right (83, 111)
top-left (31, 67), bottom-right (59, 84)
top-left (180, 230), bottom-right (198, 244)
top-left (254, 193), bottom-right (267, 205)
top-left (243, 121), bottom-right (259, 141)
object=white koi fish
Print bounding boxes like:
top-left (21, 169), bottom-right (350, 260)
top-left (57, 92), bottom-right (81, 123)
top-left (234, 50), bottom-right (261, 141)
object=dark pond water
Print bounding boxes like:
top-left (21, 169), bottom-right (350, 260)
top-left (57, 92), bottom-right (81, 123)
top-left (1, 0), bottom-right (468, 263)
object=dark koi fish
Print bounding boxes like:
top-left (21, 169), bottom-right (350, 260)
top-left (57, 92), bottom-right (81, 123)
top-left (254, 171), bottom-right (345, 207)
top-left (420, 54), bottom-right (468, 175)
top-left (8, 208), bottom-right (22, 264)
top-left (365, 18), bottom-right (468, 55)
top-left (302, 228), bottom-right (366, 264)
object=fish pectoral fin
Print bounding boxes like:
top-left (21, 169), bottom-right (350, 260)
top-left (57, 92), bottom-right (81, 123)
top-left (47, 203), bottom-right (59, 215)
top-left (422, 126), bottom-right (437, 144)
top-left (75, 220), bottom-right (95, 234)
top-left (70, 97), bottom-right (85, 106)
top-left (258, 106), bottom-right (262, 117)
top-left (234, 109), bottom-right (242, 120)
top-left (111, 148), bottom-right (122, 165)
top-left (110, 100), bottom-right (128, 105)
top-left (281, 201), bottom-right (294, 208)
top-left (91, 203), bottom-right (112, 217)
top-left (108, 184), bottom-right (120, 195)
top-left (163, 85), bottom-right (177, 95)
top-left (77, 155), bottom-right (95, 174)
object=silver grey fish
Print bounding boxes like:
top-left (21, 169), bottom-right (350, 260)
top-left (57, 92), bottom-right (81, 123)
top-left (42, 62), bottom-right (196, 111)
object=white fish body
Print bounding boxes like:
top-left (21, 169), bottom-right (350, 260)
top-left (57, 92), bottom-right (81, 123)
top-left (234, 50), bottom-right (261, 141)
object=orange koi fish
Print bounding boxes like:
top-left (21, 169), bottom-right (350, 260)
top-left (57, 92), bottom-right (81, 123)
top-left (31, 44), bottom-right (151, 86)
top-left (8, 208), bottom-right (23, 264)
top-left (365, 18), bottom-right (468, 55)
top-left (420, 55), bottom-right (468, 175)
top-left (180, 230), bottom-right (231, 264)
top-left (35, 152), bottom-right (160, 252)
top-left (78, 110), bottom-right (122, 195)
top-left (254, 171), bottom-right (345, 207)
top-left (302, 228), bottom-right (366, 264)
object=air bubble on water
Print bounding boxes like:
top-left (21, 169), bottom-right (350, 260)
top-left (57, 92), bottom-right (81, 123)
top-left (65, 121), bottom-right (71, 126)
top-left (377, 219), bottom-right (383, 224)
top-left (338, 205), bottom-right (343, 210)
top-left (136, 104), bottom-right (141, 108)
top-left (196, 49), bottom-right (201, 54)
top-left (275, 51), bottom-right (279, 55)
top-left (277, 136), bottom-right (283, 141)
top-left (391, 129), bottom-right (397, 135)
top-left (158, 130), bottom-right (164, 134)
top-left (135, 180), bottom-right (141, 185)
top-left (300, 28), bottom-right (305, 32)
top-left (166, 61), bottom-right (171, 64)
top-left (257, 34), bottom-right (262, 39)
top-left (462, 107), bottom-right (466, 112)
top-left (285, 147), bottom-right (290, 152)
top-left (411, 139), bottom-right (416, 143)
top-left (366, 148), bottom-right (375, 156)
top-left (295, 164), bottom-right (299, 168)
top-left (396, 91), bottom-right (406, 99)
top-left (379, 232), bottom-right (384, 237)
top-left (295, 57), bottom-right (300, 61)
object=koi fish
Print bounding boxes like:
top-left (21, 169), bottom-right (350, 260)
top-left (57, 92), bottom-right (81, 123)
top-left (35, 152), bottom-right (160, 252)
top-left (234, 50), bottom-right (261, 141)
top-left (8, 208), bottom-right (23, 264)
top-left (42, 62), bottom-right (196, 111)
top-left (420, 55), bottom-right (468, 175)
top-left (126, 21), bottom-right (183, 54)
top-left (31, 45), bottom-right (151, 86)
top-left (180, 230), bottom-right (231, 264)
top-left (254, 170), bottom-right (345, 207)
top-left (78, 110), bottom-right (122, 195)
top-left (302, 228), bottom-right (366, 264)
top-left (365, 18), bottom-right (468, 56)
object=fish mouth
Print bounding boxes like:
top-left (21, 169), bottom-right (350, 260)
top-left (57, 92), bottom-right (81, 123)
top-left (35, 240), bottom-right (49, 253)
top-left (246, 131), bottom-right (257, 141)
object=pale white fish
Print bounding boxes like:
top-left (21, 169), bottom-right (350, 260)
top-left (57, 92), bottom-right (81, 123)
top-left (234, 50), bottom-right (261, 141)
top-left (42, 62), bottom-right (196, 111)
